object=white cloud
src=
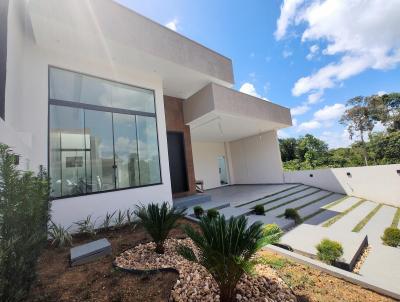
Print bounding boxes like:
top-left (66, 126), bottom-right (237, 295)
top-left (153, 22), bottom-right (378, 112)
top-left (307, 91), bottom-right (323, 104)
top-left (277, 129), bottom-right (289, 138)
top-left (297, 120), bottom-right (321, 132)
top-left (290, 104), bottom-right (310, 116)
top-left (275, 0), bottom-right (305, 40)
top-left (306, 44), bottom-right (319, 60)
top-left (313, 103), bottom-right (345, 121)
top-left (377, 90), bottom-right (387, 96)
top-left (283, 49), bottom-right (293, 58)
top-left (165, 18), bottom-right (179, 31)
top-left (319, 130), bottom-right (352, 148)
top-left (239, 82), bottom-right (260, 98)
top-left (276, 0), bottom-right (400, 99)
top-left (292, 118), bottom-right (298, 126)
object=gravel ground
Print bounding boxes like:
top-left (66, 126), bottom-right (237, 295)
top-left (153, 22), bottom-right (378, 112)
top-left (115, 238), bottom-right (297, 302)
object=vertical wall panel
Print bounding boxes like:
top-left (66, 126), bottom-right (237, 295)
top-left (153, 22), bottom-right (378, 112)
top-left (0, 0), bottom-right (9, 120)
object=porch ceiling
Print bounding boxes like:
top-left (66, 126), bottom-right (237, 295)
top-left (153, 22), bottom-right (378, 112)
top-left (184, 83), bottom-right (292, 142)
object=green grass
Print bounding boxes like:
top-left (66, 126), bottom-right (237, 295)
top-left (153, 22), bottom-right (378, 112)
top-left (264, 189), bottom-right (321, 213)
top-left (236, 184), bottom-right (304, 208)
top-left (277, 192), bottom-right (335, 218)
top-left (391, 208), bottom-right (400, 228)
top-left (301, 195), bottom-right (349, 222)
top-left (352, 204), bottom-right (383, 232)
top-left (322, 199), bottom-right (365, 227)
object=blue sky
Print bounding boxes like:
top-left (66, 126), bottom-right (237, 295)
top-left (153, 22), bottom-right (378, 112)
top-left (115, 0), bottom-right (400, 148)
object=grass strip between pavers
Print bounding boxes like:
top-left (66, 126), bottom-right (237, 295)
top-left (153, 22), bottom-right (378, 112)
top-left (352, 203), bottom-right (383, 232)
top-left (391, 207), bottom-right (400, 228)
top-left (322, 199), bottom-right (365, 227)
top-left (235, 184), bottom-right (304, 208)
top-left (276, 192), bottom-right (335, 218)
top-left (301, 195), bottom-right (350, 222)
top-left (263, 189), bottom-right (322, 213)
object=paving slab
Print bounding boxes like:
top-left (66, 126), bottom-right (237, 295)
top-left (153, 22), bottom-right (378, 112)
top-left (261, 187), bottom-right (321, 211)
top-left (281, 224), bottom-right (368, 270)
top-left (186, 200), bottom-right (230, 215)
top-left (237, 185), bottom-right (309, 208)
top-left (207, 184), bottom-right (299, 207)
top-left (327, 196), bottom-right (362, 213)
top-left (218, 206), bottom-right (252, 219)
top-left (297, 194), bottom-right (344, 218)
top-left (246, 214), bottom-right (295, 230)
top-left (70, 238), bottom-right (111, 266)
top-left (267, 190), bottom-right (331, 217)
top-left (359, 205), bottom-right (397, 244)
top-left (329, 200), bottom-right (377, 231)
top-left (359, 244), bottom-right (400, 293)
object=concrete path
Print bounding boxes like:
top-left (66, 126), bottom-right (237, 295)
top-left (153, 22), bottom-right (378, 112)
top-left (360, 244), bottom-right (400, 293)
top-left (185, 200), bottom-right (230, 215)
top-left (297, 193), bottom-right (344, 219)
top-left (218, 206), bottom-right (252, 219)
top-left (327, 196), bottom-right (362, 213)
top-left (267, 190), bottom-right (331, 217)
top-left (360, 205), bottom-right (397, 244)
top-left (262, 187), bottom-right (321, 211)
top-left (328, 200), bottom-right (377, 230)
top-left (246, 214), bottom-right (294, 230)
top-left (239, 185), bottom-right (309, 208)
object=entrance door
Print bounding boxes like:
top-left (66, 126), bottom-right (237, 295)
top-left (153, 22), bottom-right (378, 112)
top-left (167, 132), bottom-right (189, 194)
top-left (218, 155), bottom-right (229, 185)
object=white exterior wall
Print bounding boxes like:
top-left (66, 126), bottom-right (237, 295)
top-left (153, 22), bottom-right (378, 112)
top-left (5, 1), bottom-right (172, 229)
top-left (229, 130), bottom-right (284, 184)
top-left (192, 141), bottom-right (227, 190)
top-left (284, 165), bottom-right (400, 207)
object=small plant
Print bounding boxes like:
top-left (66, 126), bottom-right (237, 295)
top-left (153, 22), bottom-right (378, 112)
top-left (193, 206), bottom-right (204, 218)
top-left (102, 211), bottom-right (116, 229)
top-left (134, 202), bottom-right (185, 254)
top-left (263, 223), bottom-right (283, 243)
top-left (254, 204), bottom-right (265, 215)
top-left (284, 208), bottom-right (302, 224)
top-left (75, 215), bottom-right (97, 237)
top-left (207, 208), bottom-right (219, 219)
top-left (316, 238), bottom-right (343, 265)
top-left (381, 227), bottom-right (400, 247)
top-left (178, 215), bottom-right (274, 302)
top-left (113, 209), bottom-right (126, 228)
top-left (48, 221), bottom-right (72, 247)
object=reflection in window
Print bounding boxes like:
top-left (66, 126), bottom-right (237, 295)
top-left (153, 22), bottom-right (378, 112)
top-left (49, 68), bottom-right (161, 198)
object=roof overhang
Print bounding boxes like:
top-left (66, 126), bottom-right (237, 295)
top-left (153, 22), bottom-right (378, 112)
top-left (27, 0), bottom-right (234, 99)
top-left (183, 84), bottom-right (292, 142)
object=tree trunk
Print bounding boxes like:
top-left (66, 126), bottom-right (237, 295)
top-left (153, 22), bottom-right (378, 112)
top-left (360, 130), bottom-right (368, 166)
top-left (219, 286), bottom-right (236, 302)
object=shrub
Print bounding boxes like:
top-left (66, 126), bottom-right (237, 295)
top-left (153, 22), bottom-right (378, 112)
top-left (254, 204), bottom-right (265, 215)
top-left (0, 145), bottom-right (50, 301)
top-left (178, 215), bottom-right (275, 302)
top-left (113, 209), bottom-right (126, 228)
top-left (381, 227), bottom-right (400, 247)
top-left (263, 224), bottom-right (283, 243)
top-left (207, 208), bottom-right (219, 219)
top-left (193, 206), bottom-right (204, 218)
top-left (134, 202), bottom-right (185, 254)
top-left (48, 221), bottom-right (72, 247)
top-left (284, 208), bottom-right (302, 224)
top-left (316, 238), bottom-right (344, 264)
top-left (102, 211), bottom-right (116, 229)
top-left (75, 215), bottom-right (97, 237)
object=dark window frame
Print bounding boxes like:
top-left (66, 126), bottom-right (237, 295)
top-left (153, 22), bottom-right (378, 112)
top-left (48, 66), bottom-right (163, 201)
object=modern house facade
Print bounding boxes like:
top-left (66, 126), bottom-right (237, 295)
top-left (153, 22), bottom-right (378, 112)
top-left (0, 0), bottom-right (292, 227)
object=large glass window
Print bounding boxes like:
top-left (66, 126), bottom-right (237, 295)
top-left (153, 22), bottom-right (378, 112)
top-left (49, 67), bottom-right (161, 198)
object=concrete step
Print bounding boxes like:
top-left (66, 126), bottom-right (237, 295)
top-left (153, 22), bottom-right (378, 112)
top-left (246, 214), bottom-right (295, 230)
top-left (297, 193), bottom-right (345, 219)
top-left (218, 206), bottom-right (252, 219)
top-left (174, 194), bottom-right (212, 209)
top-left (185, 200), bottom-right (230, 216)
top-left (329, 200), bottom-right (377, 230)
top-left (328, 196), bottom-right (362, 213)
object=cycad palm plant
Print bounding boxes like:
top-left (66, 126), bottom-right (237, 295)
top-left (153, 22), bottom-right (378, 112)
top-left (179, 215), bottom-right (280, 302)
top-left (134, 202), bottom-right (185, 254)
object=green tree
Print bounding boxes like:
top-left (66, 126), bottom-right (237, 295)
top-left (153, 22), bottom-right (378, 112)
top-left (369, 93), bottom-right (400, 131)
top-left (279, 138), bottom-right (298, 162)
top-left (340, 96), bottom-right (375, 166)
top-left (296, 134), bottom-right (328, 168)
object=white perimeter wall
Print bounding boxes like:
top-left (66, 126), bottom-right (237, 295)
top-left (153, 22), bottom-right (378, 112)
top-left (5, 1), bottom-right (172, 229)
top-left (192, 141), bottom-right (227, 190)
top-left (284, 164), bottom-right (400, 207)
top-left (229, 130), bottom-right (284, 184)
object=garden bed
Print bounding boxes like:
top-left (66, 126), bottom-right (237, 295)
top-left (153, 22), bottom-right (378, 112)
top-left (115, 238), bottom-right (296, 302)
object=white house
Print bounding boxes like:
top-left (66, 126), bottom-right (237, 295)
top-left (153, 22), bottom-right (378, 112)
top-left (0, 0), bottom-right (292, 227)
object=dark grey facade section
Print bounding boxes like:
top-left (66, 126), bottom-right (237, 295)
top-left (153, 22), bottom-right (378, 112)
top-left (0, 0), bottom-right (9, 120)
